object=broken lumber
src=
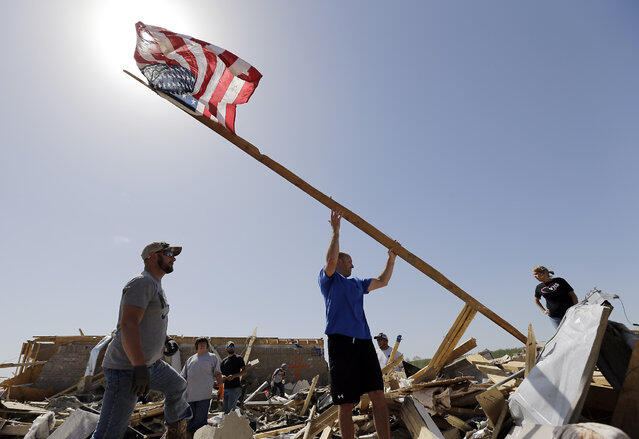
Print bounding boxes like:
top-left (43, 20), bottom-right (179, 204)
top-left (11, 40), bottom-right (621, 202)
top-left (525, 323), bottom-right (536, 377)
top-left (412, 305), bottom-right (477, 383)
top-left (401, 396), bottom-right (444, 439)
top-left (300, 375), bottom-right (319, 416)
top-left (442, 338), bottom-right (477, 366)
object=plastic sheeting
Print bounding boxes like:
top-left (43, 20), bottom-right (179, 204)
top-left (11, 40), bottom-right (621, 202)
top-left (83, 334), bottom-right (113, 377)
top-left (509, 303), bottom-right (611, 426)
top-left (48, 409), bottom-right (100, 439)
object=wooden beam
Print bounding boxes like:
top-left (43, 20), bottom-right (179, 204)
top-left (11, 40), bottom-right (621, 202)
top-left (389, 335), bottom-right (402, 363)
top-left (253, 423), bottom-right (305, 438)
top-left (611, 340), bottom-right (639, 435)
top-left (442, 338), bottom-right (477, 366)
top-left (301, 404), bottom-right (316, 439)
top-left (382, 354), bottom-right (404, 376)
top-left (300, 375), bottom-right (319, 416)
top-left (525, 323), bottom-right (536, 378)
top-left (123, 69), bottom-right (526, 344)
top-left (400, 396), bottom-right (444, 439)
top-left (0, 361), bottom-right (46, 369)
top-left (243, 327), bottom-right (258, 364)
top-left (318, 426), bottom-right (332, 439)
top-left (412, 305), bottom-right (477, 383)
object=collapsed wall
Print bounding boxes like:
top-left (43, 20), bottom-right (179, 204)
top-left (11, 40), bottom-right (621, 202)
top-left (1, 334), bottom-right (329, 399)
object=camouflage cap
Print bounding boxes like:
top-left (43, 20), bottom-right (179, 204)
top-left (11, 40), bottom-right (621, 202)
top-left (141, 242), bottom-right (182, 260)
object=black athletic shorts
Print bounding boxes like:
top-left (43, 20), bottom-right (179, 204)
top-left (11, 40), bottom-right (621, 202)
top-left (327, 333), bottom-right (384, 405)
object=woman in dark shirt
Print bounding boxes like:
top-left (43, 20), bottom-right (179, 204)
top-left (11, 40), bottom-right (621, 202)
top-left (532, 266), bottom-right (578, 328)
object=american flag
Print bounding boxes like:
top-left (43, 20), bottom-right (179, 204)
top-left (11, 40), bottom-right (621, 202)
top-left (134, 22), bottom-right (262, 133)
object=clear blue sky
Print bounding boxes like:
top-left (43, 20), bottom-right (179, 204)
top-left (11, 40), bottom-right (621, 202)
top-left (1, 1), bottom-right (638, 373)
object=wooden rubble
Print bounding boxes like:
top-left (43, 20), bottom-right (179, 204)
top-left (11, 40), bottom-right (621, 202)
top-left (2, 327), bottom-right (637, 438)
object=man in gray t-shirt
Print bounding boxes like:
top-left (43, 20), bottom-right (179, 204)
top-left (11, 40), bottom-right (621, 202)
top-left (92, 242), bottom-right (191, 439)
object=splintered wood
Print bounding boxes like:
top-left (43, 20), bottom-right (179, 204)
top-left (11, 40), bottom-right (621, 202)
top-left (412, 305), bottom-right (477, 383)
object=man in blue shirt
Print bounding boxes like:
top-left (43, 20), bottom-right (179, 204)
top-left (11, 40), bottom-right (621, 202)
top-left (318, 209), bottom-right (397, 439)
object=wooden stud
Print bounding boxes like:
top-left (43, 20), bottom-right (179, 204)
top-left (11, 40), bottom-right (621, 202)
top-left (442, 338), bottom-right (477, 366)
top-left (444, 415), bottom-right (472, 432)
top-left (254, 423), bottom-right (306, 438)
top-left (525, 324), bottom-right (536, 377)
top-left (389, 335), bottom-right (402, 363)
top-left (123, 69), bottom-right (527, 345)
top-left (412, 305), bottom-right (477, 383)
top-left (301, 375), bottom-right (319, 416)
top-left (243, 327), bottom-right (258, 364)
top-left (302, 404), bottom-right (316, 439)
top-left (318, 426), bottom-right (332, 439)
top-left (382, 354), bottom-right (404, 376)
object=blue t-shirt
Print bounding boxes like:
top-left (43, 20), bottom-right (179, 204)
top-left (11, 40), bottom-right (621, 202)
top-left (318, 268), bottom-right (373, 339)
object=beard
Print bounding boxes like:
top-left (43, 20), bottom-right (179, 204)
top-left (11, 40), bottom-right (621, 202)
top-left (158, 258), bottom-right (174, 273)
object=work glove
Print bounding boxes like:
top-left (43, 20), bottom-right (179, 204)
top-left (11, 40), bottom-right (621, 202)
top-left (132, 365), bottom-right (150, 397)
top-left (164, 338), bottom-right (179, 356)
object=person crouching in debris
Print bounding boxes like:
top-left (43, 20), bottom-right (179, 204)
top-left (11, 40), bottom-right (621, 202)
top-left (533, 265), bottom-right (578, 329)
top-left (181, 337), bottom-right (223, 436)
top-left (220, 341), bottom-right (246, 413)
top-left (93, 242), bottom-right (191, 439)
top-left (319, 209), bottom-right (398, 439)
top-left (271, 363), bottom-right (287, 397)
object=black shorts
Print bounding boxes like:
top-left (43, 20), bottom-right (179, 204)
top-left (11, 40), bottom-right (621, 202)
top-left (327, 334), bottom-right (384, 405)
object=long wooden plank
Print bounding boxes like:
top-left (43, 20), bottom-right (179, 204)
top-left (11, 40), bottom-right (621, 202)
top-left (243, 327), bottom-right (258, 364)
top-left (525, 323), bottom-right (536, 377)
top-left (123, 70), bottom-right (526, 344)
top-left (611, 340), bottom-right (639, 435)
top-left (301, 375), bottom-right (319, 416)
top-left (302, 404), bottom-right (316, 439)
top-left (254, 423), bottom-right (305, 438)
top-left (0, 361), bottom-right (46, 369)
top-left (389, 335), bottom-right (402, 363)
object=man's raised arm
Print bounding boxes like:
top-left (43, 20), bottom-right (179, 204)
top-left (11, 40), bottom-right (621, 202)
top-left (324, 210), bottom-right (341, 277)
top-left (368, 245), bottom-right (398, 292)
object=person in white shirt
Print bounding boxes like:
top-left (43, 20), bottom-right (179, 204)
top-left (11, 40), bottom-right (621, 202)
top-left (374, 333), bottom-right (403, 373)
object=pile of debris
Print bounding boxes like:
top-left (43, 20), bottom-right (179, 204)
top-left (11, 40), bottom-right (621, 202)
top-left (1, 290), bottom-right (637, 438)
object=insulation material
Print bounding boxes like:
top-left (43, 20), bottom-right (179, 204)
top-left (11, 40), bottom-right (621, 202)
top-left (509, 303), bottom-right (611, 426)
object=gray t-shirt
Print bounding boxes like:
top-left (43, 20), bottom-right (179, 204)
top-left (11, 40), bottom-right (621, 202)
top-left (181, 352), bottom-right (221, 402)
top-left (102, 271), bottom-right (169, 370)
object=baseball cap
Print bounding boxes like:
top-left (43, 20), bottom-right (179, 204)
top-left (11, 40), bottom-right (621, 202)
top-left (226, 341), bottom-right (235, 348)
top-left (141, 242), bottom-right (182, 260)
top-left (374, 332), bottom-right (388, 341)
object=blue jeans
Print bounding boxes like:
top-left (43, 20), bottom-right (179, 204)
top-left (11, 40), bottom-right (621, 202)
top-left (187, 399), bottom-right (211, 433)
top-left (273, 382), bottom-right (285, 397)
top-left (91, 360), bottom-right (191, 439)
top-left (222, 386), bottom-right (242, 414)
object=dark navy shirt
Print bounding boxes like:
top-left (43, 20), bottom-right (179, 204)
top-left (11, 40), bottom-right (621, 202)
top-left (318, 268), bottom-right (373, 339)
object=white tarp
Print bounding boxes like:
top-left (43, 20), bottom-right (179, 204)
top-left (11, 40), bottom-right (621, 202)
top-left (48, 409), bottom-right (100, 439)
top-left (508, 303), bottom-right (611, 426)
top-left (83, 334), bottom-right (113, 377)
